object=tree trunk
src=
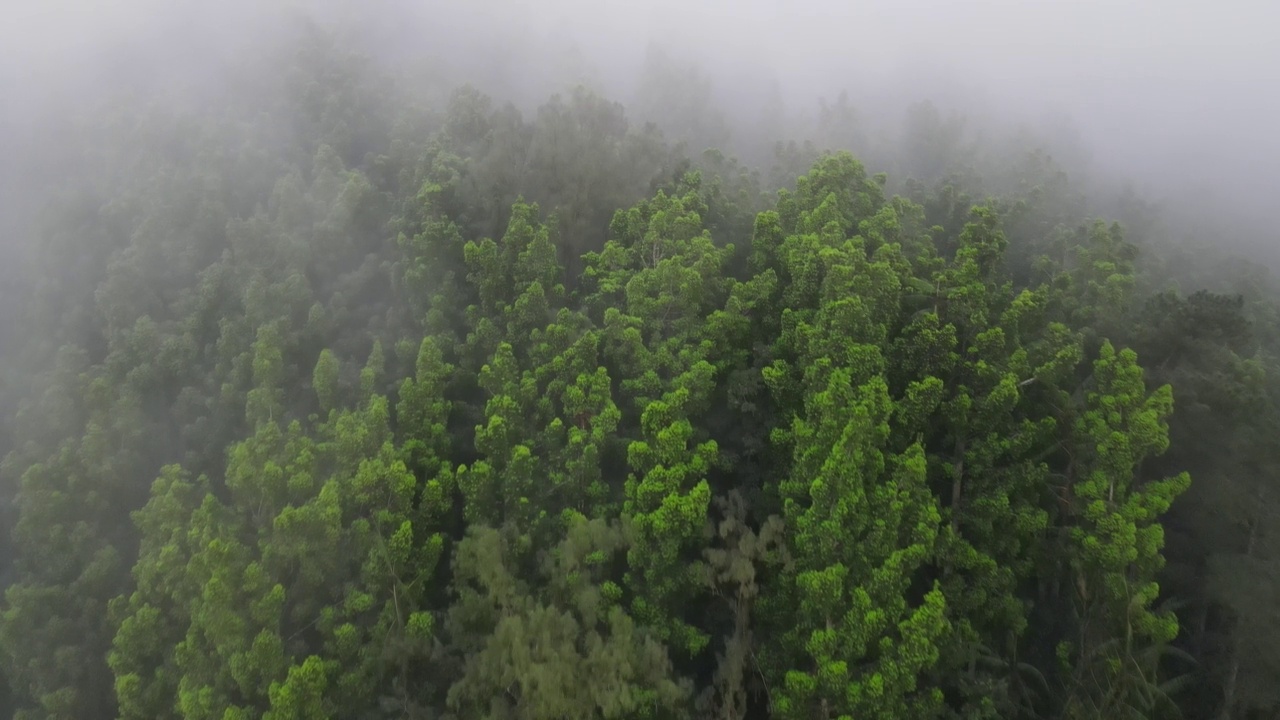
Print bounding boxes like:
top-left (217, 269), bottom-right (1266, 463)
top-left (1218, 658), bottom-right (1239, 720)
top-left (950, 436), bottom-right (967, 535)
top-left (1218, 512), bottom-right (1259, 720)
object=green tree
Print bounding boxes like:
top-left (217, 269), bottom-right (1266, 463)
top-left (445, 518), bottom-right (693, 720)
top-left (1060, 342), bottom-right (1191, 718)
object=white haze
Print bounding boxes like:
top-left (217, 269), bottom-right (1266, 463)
top-left (3, 0), bottom-right (1278, 254)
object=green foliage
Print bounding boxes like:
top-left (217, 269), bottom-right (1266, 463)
top-left (1059, 342), bottom-right (1191, 718)
top-left (0, 28), bottom-right (1252, 720)
top-left (446, 520), bottom-right (693, 719)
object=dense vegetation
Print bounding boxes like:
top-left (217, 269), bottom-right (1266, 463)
top-left (3, 24), bottom-right (1279, 720)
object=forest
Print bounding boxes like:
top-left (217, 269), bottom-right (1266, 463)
top-left (1, 4), bottom-right (1279, 719)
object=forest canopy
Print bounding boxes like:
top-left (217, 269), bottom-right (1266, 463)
top-left (0, 6), bottom-right (1278, 720)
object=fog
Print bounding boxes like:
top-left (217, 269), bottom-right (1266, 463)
top-left (5, 3), bottom-right (1280, 717)
top-left (4, 0), bottom-right (1279, 254)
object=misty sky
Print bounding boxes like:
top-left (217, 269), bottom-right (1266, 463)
top-left (4, 0), bottom-right (1278, 232)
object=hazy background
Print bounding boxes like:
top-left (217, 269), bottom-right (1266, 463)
top-left (4, 0), bottom-right (1278, 255)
